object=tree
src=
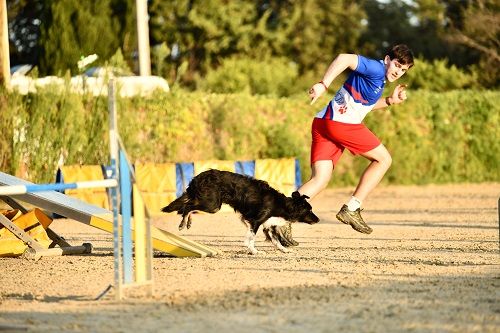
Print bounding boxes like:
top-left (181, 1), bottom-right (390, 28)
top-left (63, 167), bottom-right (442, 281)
top-left (148, 0), bottom-right (366, 86)
top-left (40, 0), bottom-right (121, 75)
top-left (358, 0), bottom-right (452, 60)
top-left (443, 0), bottom-right (499, 87)
top-left (109, 0), bottom-right (137, 71)
top-left (149, 0), bottom-right (260, 85)
top-left (7, 0), bottom-right (47, 67)
top-left (261, 0), bottom-right (365, 74)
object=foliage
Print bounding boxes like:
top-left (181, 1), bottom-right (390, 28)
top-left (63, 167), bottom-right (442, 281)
top-left (39, 0), bottom-right (121, 75)
top-left (403, 58), bottom-right (477, 91)
top-left (151, 42), bottom-right (170, 78)
top-left (442, 0), bottom-right (500, 87)
top-left (3, 88), bottom-right (498, 187)
top-left (198, 56), bottom-right (299, 97)
top-left (8, 0), bottom-right (499, 89)
top-left (365, 90), bottom-right (500, 184)
top-left (149, 0), bottom-right (260, 85)
top-left (7, 0), bottom-right (46, 67)
top-left (3, 84), bottom-right (108, 183)
top-left (106, 49), bottom-right (133, 75)
top-left (0, 87), bottom-right (17, 174)
top-left (148, 0), bottom-right (365, 85)
top-left (260, 0), bottom-right (365, 74)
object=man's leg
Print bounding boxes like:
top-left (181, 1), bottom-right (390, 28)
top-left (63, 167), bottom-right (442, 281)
top-left (336, 144), bottom-right (392, 234)
top-left (353, 144), bottom-right (392, 201)
top-left (297, 160), bottom-right (334, 199)
top-left (276, 160), bottom-right (334, 247)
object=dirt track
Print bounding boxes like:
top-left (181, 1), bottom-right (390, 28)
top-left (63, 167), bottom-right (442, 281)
top-left (0, 183), bottom-right (499, 332)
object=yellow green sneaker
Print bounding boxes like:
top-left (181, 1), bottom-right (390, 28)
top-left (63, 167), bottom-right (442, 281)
top-left (336, 204), bottom-right (373, 234)
top-left (267, 222), bottom-right (299, 247)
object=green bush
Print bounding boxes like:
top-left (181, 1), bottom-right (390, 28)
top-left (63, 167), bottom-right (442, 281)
top-left (199, 57), bottom-right (300, 97)
top-left (0, 87), bottom-right (16, 175)
top-left (2, 87), bottom-right (498, 186)
top-left (5, 83), bottom-right (109, 183)
top-left (404, 58), bottom-right (477, 91)
top-left (365, 90), bottom-right (499, 184)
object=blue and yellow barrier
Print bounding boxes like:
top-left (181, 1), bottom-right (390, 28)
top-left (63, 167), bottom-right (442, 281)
top-left (56, 158), bottom-right (302, 216)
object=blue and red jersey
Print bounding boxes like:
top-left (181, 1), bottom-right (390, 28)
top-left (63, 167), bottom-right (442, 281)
top-left (315, 55), bottom-right (386, 124)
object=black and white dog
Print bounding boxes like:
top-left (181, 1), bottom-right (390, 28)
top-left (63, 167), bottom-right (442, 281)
top-left (161, 169), bottom-right (319, 254)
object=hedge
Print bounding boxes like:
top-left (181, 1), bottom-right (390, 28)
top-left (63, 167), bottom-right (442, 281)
top-left (1, 87), bottom-right (498, 186)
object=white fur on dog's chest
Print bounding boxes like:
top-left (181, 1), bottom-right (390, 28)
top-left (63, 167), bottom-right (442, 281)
top-left (262, 217), bottom-right (288, 228)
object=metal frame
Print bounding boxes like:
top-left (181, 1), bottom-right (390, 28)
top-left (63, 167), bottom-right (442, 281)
top-left (0, 197), bottom-right (92, 261)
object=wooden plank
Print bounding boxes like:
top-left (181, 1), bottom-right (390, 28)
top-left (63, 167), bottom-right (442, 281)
top-left (0, 0), bottom-right (10, 88)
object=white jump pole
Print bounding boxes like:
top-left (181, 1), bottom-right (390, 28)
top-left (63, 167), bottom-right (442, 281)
top-left (0, 179), bottom-right (118, 196)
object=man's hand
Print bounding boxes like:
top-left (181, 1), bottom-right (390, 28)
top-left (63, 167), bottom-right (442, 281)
top-left (309, 82), bottom-right (327, 105)
top-left (389, 84), bottom-right (408, 105)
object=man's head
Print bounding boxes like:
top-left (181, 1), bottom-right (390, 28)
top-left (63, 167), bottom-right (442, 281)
top-left (384, 44), bottom-right (414, 82)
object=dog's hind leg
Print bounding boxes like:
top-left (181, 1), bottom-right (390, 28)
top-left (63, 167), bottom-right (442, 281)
top-left (178, 210), bottom-right (199, 230)
top-left (186, 210), bottom-right (202, 229)
top-left (178, 203), bottom-right (217, 230)
top-left (178, 213), bottom-right (188, 230)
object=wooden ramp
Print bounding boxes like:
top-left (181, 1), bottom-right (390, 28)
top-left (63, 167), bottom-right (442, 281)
top-left (0, 172), bottom-right (218, 257)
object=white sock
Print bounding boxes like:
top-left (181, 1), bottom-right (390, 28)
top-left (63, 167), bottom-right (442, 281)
top-left (347, 196), bottom-right (362, 211)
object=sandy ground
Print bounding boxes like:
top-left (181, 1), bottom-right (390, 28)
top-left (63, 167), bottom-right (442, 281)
top-left (0, 183), bottom-right (499, 333)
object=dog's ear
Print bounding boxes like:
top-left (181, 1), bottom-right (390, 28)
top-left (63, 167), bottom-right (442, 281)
top-left (292, 191), bottom-right (310, 201)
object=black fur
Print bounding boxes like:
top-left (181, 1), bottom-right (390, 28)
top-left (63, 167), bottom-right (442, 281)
top-left (161, 169), bottom-right (319, 254)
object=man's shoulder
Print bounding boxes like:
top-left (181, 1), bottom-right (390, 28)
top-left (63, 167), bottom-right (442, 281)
top-left (355, 55), bottom-right (385, 77)
top-left (356, 55), bottom-right (383, 67)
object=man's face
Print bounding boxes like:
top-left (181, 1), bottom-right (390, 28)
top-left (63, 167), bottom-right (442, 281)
top-left (385, 56), bottom-right (411, 82)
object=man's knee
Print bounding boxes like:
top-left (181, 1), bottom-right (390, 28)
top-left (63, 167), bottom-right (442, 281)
top-left (380, 152), bottom-right (392, 169)
top-left (310, 173), bottom-right (331, 189)
top-left (370, 145), bottom-right (392, 167)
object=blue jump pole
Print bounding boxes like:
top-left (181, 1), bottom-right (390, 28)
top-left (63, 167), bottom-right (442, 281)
top-left (119, 150), bottom-right (133, 284)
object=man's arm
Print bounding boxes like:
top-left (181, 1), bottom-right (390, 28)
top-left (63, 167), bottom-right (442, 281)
top-left (309, 54), bottom-right (358, 105)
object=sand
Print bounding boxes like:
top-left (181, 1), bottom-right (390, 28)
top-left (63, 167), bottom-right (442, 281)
top-left (0, 183), bottom-right (499, 333)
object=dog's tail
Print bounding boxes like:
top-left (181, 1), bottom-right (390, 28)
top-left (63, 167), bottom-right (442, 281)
top-left (161, 193), bottom-right (189, 213)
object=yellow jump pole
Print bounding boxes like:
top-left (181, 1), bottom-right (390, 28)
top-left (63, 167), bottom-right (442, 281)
top-left (133, 184), bottom-right (153, 295)
top-left (133, 184), bottom-right (146, 282)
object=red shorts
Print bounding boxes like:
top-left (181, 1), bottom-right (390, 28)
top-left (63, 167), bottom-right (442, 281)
top-left (310, 118), bottom-right (381, 165)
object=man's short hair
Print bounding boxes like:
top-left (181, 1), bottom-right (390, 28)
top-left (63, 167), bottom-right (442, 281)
top-left (388, 44), bottom-right (414, 67)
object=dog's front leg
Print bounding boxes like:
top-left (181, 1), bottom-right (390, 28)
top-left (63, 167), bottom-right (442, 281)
top-left (262, 218), bottom-right (291, 253)
top-left (242, 219), bottom-right (264, 255)
top-left (245, 229), bottom-right (260, 255)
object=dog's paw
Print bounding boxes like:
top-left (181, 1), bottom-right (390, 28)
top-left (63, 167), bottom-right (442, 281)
top-left (248, 248), bottom-right (266, 255)
top-left (278, 247), bottom-right (292, 253)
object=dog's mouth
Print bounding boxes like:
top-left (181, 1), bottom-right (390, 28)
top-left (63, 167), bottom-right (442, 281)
top-left (302, 215), bottom-right (320, 224)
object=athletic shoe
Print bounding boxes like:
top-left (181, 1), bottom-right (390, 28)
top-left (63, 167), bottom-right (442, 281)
top-left (336, 204), bottom-right (373, 234)
top-left (277, 222), bottom-right (299, 246)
